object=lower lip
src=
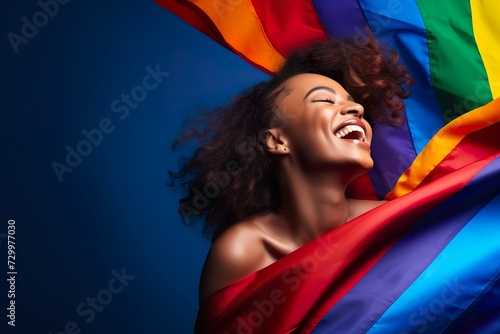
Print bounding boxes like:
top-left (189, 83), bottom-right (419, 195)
top-left (341, 138), bottom-right (371, 150)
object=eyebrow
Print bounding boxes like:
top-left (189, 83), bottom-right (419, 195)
top-left (302, 86), bottom-right (354, 102)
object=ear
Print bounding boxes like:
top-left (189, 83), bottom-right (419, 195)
top-left (264, 128), bottom-right (289, 155)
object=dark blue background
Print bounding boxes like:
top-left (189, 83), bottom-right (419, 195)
top-left (1, 1), bottom-right (268, 333)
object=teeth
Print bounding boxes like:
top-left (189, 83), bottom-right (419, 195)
top-left (334, 125), bottom-right (366, 141)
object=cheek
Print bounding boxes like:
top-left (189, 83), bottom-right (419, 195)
top-left (286, 114), bottom-right (316, 137)
top-left (271, 108), bottom-right (295, 129)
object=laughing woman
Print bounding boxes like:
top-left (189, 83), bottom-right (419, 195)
top-left (169, 36), bottom-right (416, 331)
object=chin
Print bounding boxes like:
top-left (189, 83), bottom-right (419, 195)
top-left (350, 155), bottom-right (374, 171)
top-left (361, 158), bottom-right (374, 170)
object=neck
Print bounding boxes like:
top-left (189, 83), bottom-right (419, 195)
top-left (276, 164), bottom-right (355, 247)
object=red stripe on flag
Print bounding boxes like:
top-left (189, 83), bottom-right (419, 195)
top-left (347, 172), bottom-right (380, 200)
top-left (250, 0), bottom-right (329, 56)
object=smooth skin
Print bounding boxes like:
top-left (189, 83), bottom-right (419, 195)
top-left (199, 74), bottom-right (387, 303)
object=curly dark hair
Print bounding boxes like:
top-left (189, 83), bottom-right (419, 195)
top-left (169, 37), bottom-right (414, 240)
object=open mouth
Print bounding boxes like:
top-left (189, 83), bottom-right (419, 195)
top-left (334, 124), bottom-right (366, 142)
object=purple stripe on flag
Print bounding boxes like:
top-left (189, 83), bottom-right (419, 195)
top-left (311, 0), bottom-right (367, 38)
top-left (369, 122), bottom-right (416, 198)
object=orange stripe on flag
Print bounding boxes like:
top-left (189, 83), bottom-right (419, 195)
top-left (189, 0), bottom-right (285, 73)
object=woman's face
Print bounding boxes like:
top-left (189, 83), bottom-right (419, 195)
top-left (273, 73), bottom-right (374, 172)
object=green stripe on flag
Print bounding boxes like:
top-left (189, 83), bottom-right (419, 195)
top-left (416, 0), bottom-right (492, 122)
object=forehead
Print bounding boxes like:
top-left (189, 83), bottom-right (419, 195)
top-left (281, 73), bottom-right (347, 95)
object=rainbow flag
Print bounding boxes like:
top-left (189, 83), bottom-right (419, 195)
top-left (157, 1), bottom-right (500, 332)
top-left (157, 0), bottom-right (500, 197)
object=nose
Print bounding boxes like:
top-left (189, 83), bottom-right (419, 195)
top-left (340, 101), bottom-right (364, 118)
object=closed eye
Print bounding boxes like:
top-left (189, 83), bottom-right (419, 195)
top-left (313, 98), bottom-right (335, 104)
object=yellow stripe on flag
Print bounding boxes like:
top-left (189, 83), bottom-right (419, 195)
top-left (470, 0), bottom-right (500, 99)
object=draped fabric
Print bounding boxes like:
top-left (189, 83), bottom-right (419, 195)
top-left (157, 1), bottom-right (500, 332)
top-left (191, 101), bottom-right (500, 333)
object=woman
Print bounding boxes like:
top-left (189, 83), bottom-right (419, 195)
top-left (170, 36), bottom-right (500, 334)
top-left (170, 37), bottom-right (413, 301)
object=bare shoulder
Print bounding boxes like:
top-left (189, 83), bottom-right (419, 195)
top-left (347, 199), bottom-right (388, 220)
top-left (198, 219), bottom-right (269, 303)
